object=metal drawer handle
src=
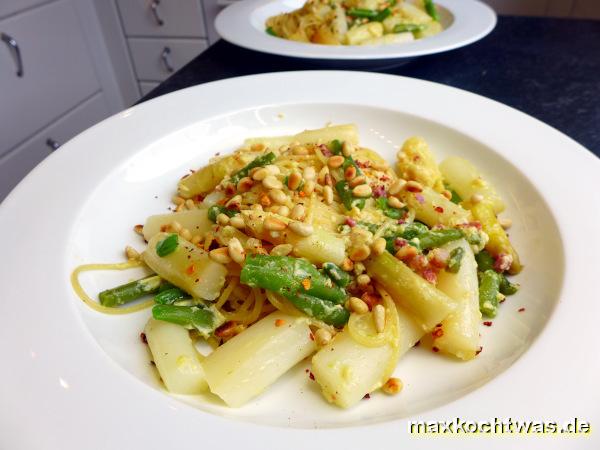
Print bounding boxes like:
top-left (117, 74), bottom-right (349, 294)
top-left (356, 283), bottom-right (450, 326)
top-left (46, 138), bottom-right (60, 151)
top-left (161, 47), bottom-right (174, 73)
top-left (150, 0), bottom-right (164, 26)
top-left (1, 32), bottom-right (23, 77)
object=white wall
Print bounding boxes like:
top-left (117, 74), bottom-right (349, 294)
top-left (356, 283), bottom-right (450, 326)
top-left (482, 0), bottom-right (600, 18)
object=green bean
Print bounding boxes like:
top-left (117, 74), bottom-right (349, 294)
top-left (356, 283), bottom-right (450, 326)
top-left (152, 304), bottom-right (224, 337)
top-left (291, 292), bottom-right (350, 328)
top-left (446, 247), bottom-right (464, 273)
top-left (417, 229), bottom-right (463, 250)
top-left (329, 139), bottom-right (343, 155)
top-left (424, 0), bottom-right (439, 21)
top-left (374, 8), bottom-right (392, 22)
top-left (479, 269), bottom-right (501, 317)
top-left (375, 197), bottom-right (406, 219)
top-left (322, 262), bottom-right (351, 287)
top-left (347, 8), bottom-right (379, 19)
top-left (400, 222), bottom-right (429, 239)
top-left (99, 275), bottom-right (162, 307)
top-left (229, 152), bottom-right (276, 184)
top-left (335, 180), bottom-right (365, 211)
top-left (499, 275), bottom-right (520, 295)
top-left (154, 287), bottom-right (189, 305)
top-left (475, 250), bottom-right (495, 272)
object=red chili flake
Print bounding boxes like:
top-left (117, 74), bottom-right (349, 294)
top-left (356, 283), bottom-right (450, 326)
top-left (319, 144), bottom-right (332, 157)
top-left (308, 371), bottom-right (315, 381)
top-left (432, 346), bottom-right (439, 353)
top-left (469, 221), bottom-right (482, 230)
top-left (372, 185), bottom-right (386, 198)
top-left (345, 217), bottom-right (357, 227)
top-left (305, 368), bottom-right (309, 373)
top-left (432, 327), bottom-right (444, 338)
top-left (476, 346), bottom-right (483, 355)
top-left (379, 174), bottom-right (390, 181)
top-left (434, 206), bottom-right (444, 213)
top-left (356, 160), bottom-right (370, 169)
top-left (518, 307), bottom-right (526, 312)
top-left (140, 332), bottom-right (147, 344)
top-left (415, 193), bottom-right (425, 204)
top-left (185, 264), bottom-right (196, 275)
top-left (194, 194), bottom-right (205, 202)
top-left (483, 321), bottom-right (493, 327)
top-left (363, 393), bottom-right (371, 400)
top-left (275, 319), bottom-right (286, 327)
top-left (421, 268), bottom-right (438, 284)
top-left (361, 292), bottom-right (380, 310)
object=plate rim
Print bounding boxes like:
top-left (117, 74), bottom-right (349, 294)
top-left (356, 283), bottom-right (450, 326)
top-left (1, 71), bottom-right (599, 450)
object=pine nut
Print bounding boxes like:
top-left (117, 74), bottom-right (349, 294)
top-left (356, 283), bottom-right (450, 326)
top-left (133, 224), bottom-right (144, 235)
top-left (349, 244), bottom-right (371, 262)
top-left (264, 216), bottom-right (287, 231)
top-left (349, 296), bottom-right (369, 314)
top-left (354, 262), bottom-right (366, 275)
top-left (171, 195), bottom-right (184, 205)
top-left (328, 155), bottom-right (344, 169)
top-left (471, 193), bottom-right (484, 204)
top-left (269, 189), bottom-right (288, 204)
top-left (185, 199), bottom-right (196, 210)
top-left (382, 377), bottom-right (403, 395)
top-left (259, 193), bottom-right (271, 207)
top-left (250, 204), bottom-right (263, 211)
top-left (265, 164), bottom-right (280, 175)
top-left (251, 143), bottom-right (265, 152)
top-left (314, 328), bottom-right (332, 346)
top-left (277, 205), bottom-right (290, 217)
top-left (229, 215), bottom-right (245, 229)
top-left (341, 257), bottom-right (354, 272)
top-left (317, 166), bottom-right (329, 184)
top-left (210, 247), bottom-right (232, 264)
top-left (288, 171), bottom-right (302, 190)
top-left (389, 179), bottom-right (407, 195)
top-left (125, 246), bottom-right (140, 260)
top-left (245, 238), bottom-right (262, 250)
top-left (357, 274), bottom-right (371, 286)
top-left (263, 175), bottom-right (283, 190)
top-left (373, 304), bottom-right (385, 333)
top-left (271, 243), bottom-right (293, 256)
top-left (180, 228), bottom-right (192, 241)
top-left (344, 165), bottom-right (357, 180)
top-left (303, 166), bottom-right (316, 181)
top-left (323, 185), bottom-right (333, 205)
top-left (441, 189), bottom-right (452, 200)
top-left (371, 237), bottom-right (387, 256)
top-left (352, 184), bottom-right (372, 198)
top-left (342, 141), bottom-right (355, 156)
top-left (290, 204), bottom-right (305, 220)
top-left (227, 238), bottom-right (245, 264)
top-left (288, 221), bottom-right (313, 236)
top-left (174, 203), bottom-right (184, 212)
top-left (226, 195), bottom-right (242, 209)
top-left (387, 196), bottom-right (405, 209)
top-left (216, 213), bottom-right (230, 225)
top-left (302, 180), bottom-right (315, 195)
top-left (405, 181), bottom-right (423, 193)
top-left (349, 175), bottom-right (367, 188)
top-left (252, 168), bottom-right (269, 181)
top-left (237, 177), bottom-right (254, 193)
top-left (170, 221), bottom-right (182, 233)
top-left (292, 145), bottom-right (308, 155)
top-left (499, 217), bottom-right (512, 229)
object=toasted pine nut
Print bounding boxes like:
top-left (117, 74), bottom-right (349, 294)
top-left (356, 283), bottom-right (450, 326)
top-left (172, 195), bottom-right (184, 205)
top-left (133, 224), bottom-right (144, 235)
top-left (328, 155), bottom-right (344, 169)
top-left (277, 205), bottom-right (290, 217)
top-left (344, 165), bottom-right (357, 180)
top-left (323, 185), bottom-right (333, 205)
top-left (292, 145), bottom-right (308, 155)
top-left (263, 175), bottom-right (283, 190)
top-left (441, 189), bottom-right (452, 200)
top-left (354, 262), bottom-right (366, 275)
top-left (303, 166), bottom-right (316, 181)
top-left (349, 244), bottom-right (371, 262)
top-left (185, 199), bottom-right (196, 210)
top-left (180, 228), bottom-right (192, 241)
top-left (405, 180), bottom-right (423, 193)
top-left (229, 215), bottom-right (245, 229)
top-left (290, 204), bottom-right (305, 220)
top-left (210, 247), bottom-right (232, 264)
top-left (314, 328), bottom-right (332, 346)
top-left (251, 143), bottom-right (265, 152)
top-left (245, 237), bottom-right (262, 250)
top-left (395, 245), bottom-right (418, 261)
top-left (317, 166), bottom-right (329, 184)
top-left (342, 141), bottom-right (355, 157)
top-left (387, 196), bottom-right (405, 209)
top-left (341, 257), bottom-right (354, 272)
top-left (382, 377), bottom-right (403, 395)
top-left (499, 217), bottom-right (512, 229)
top-left (471, 193), bottom-right (484, 204)
top-left (226, 195), bottom-right (242, 209)
top-left (191, 235), bottom-right (201, 245)
top-left (288, 171), bottom-right (302, 190)
top-left (373, 304), bottom-right (385, 333)
top-left (371, 237), bottom-right (387, 256)
top-left (269, 189), bottom-right (288, 204)
top-left (357, 274), bottom-right (371, 286)
top-left (265, 164), bottom-right (280, 175)
top-left (288, 221), bottom-right (313, 236)
top-left (125, 246), bottom-right (140, 260)
top-left (352, 184), bottom-right (372, 198)
top-left (271, 243), bottom-right (293, 256)
top-left (250, 204), bottom-right (263, 211)
top-left (349, 296), bottom-right (369, 314)
top-left (349, 175), bottom-right (367, 188)
top-left (237, 177), bottom-right (254, 193)
top-left (227, 238), bottom-right (245, 264)
top-left (264, 216), bottom-right (287, 231)
top-left (252, 168), bottom-right (269, 181)
top-left (259, 193), bottom-right (271, 207)
top-left (170, 221), bottom-right (182, 233)
top-left (216, 213), bottom-right (230, 225)
top-left (302, 180), bottom-right (315, 195)
top-left (174, 203), bottom-right (184, 212)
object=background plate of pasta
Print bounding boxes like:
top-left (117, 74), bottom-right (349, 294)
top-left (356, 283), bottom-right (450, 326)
top-left (215, 0), bottom-right (496, 60)
top-left (1, 72), bottom-right (599, 450)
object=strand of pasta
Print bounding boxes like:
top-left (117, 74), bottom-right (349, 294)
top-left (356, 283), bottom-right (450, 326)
top-left (215, 277), bottom-right (238, 309)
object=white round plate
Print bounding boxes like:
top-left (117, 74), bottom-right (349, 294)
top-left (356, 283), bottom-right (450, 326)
top-left (215, 0), bottom-right (496, 60)
top-left (1, 72), bottom-right (598, 450)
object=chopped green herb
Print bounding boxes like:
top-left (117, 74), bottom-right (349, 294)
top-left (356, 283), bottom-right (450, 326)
top-left (375, 197), bottom-right (406, 219)
top-left (230, 152), bottom-right (275, 184)
top-left (266, 27), bottom-right (277, 37)
top-left (155, 234), bottom-right (179, 257)
top-left (208, 205), bottom-right (237, 222)
top-left (335, 180), bottom-right (365, 210)
top-left (329, 139), bottom-right (343, 155)
top-left (446, 247), bottom-right (465, 273)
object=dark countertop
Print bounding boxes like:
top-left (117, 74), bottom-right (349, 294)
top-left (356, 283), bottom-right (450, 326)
top-left (141, 16), bottom-right (600, 157)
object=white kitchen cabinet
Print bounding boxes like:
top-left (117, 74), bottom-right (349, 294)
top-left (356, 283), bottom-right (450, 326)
top-left (0, 93), bottom-right (109, 202)
top-left (139, 81), bottom-right (160, 96)
top-left (0, 0), bottom-right (101, 155)
top-left (0, 0), bottom-right (50, 19)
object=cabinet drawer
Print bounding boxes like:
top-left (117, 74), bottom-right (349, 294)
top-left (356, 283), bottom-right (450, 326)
top-left (129, 38), bottom-right (207, 82)
top-left (0, 0), bottom-right (100, 155)
top-left (139, 81), bottom-right (160, 96)
top-left (116, 0), bottom-right (206, 38)
top-left (0, 93), bottom-right (109, 203)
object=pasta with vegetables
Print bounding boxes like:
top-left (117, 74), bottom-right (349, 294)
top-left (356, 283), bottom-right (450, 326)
top-left (72, 124), bottom-right (522, 408)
